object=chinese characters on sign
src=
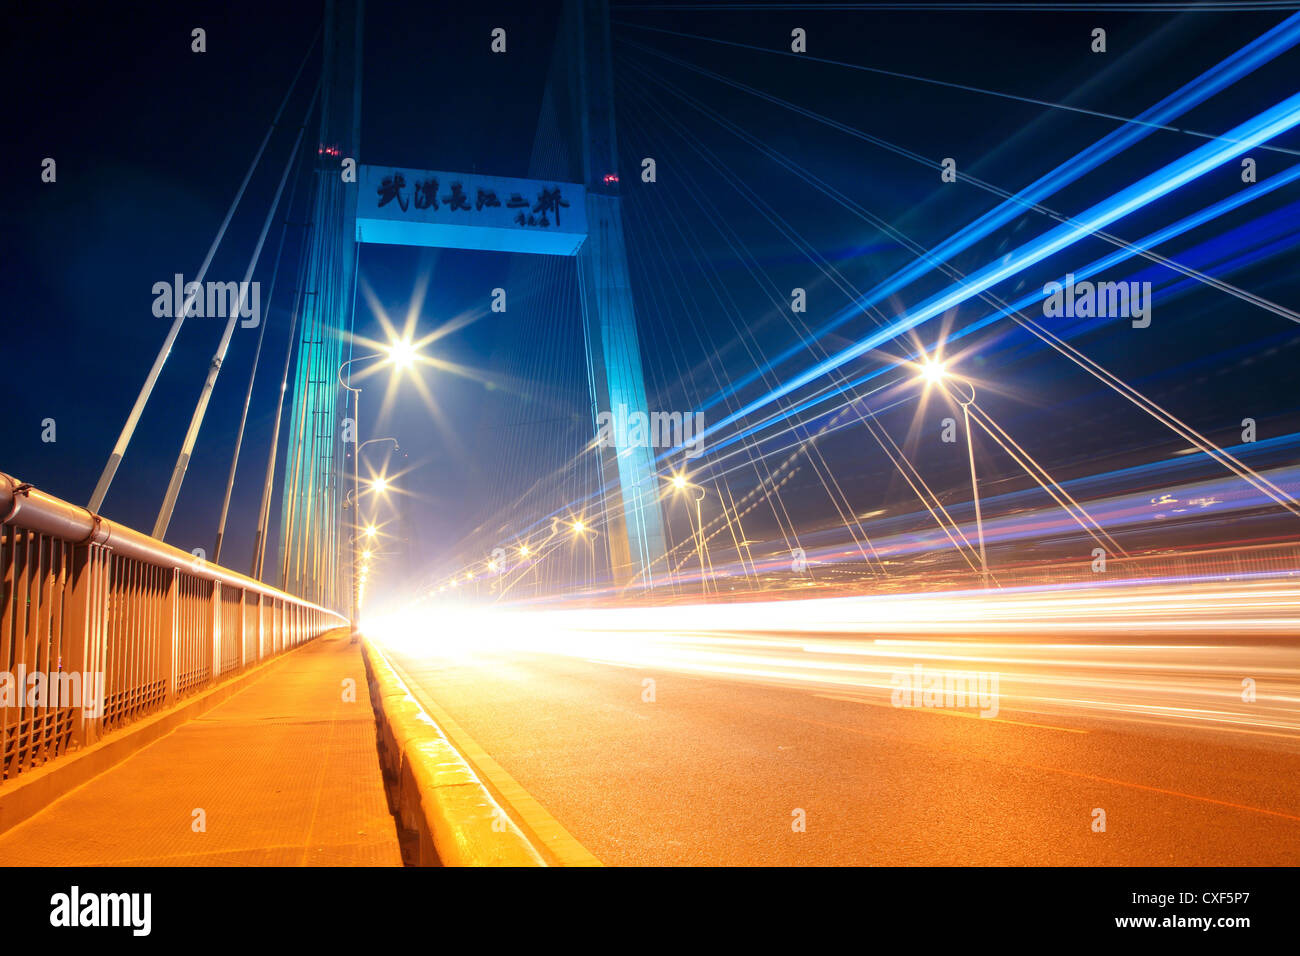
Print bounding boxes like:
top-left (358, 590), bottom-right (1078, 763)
top-left (378, 172), bottom-right (408, 210)
top-left (375, 171), bottom-right (569, 228)
top-left (356, 166), bottom-right (588, 256)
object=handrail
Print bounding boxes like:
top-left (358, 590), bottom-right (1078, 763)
top-left (0, 472), bottom-right (328, 610)
top-left (0, 469), bottom-right (347, 784)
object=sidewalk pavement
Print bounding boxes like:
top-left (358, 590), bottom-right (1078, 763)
top-left (0, 629), bottom-right (403, 866)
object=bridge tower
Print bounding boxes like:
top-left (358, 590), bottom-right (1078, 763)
top-left (558, 0), bottom-right (668, 587)
top-left (278, 0), bottom-right (364, 605)
top-left (278, 0), bottom-right (665, 599)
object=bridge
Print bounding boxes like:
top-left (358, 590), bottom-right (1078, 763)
top-left (3, 0), bottom-right (1300, 878)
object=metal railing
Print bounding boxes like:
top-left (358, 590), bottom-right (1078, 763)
top-left (0, 470), bottom-right (347, 783)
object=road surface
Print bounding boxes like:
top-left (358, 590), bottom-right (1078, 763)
top-left (371, 582), bottom-right (1300, 865)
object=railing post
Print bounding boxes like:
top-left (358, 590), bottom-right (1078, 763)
top-left (257, 593), bottom-right (265, 662)
top-left (211, 581), bottom-right (221, 685)
top-left (63, 543), bottom-right (108, 749)
top-left (238, 589), bottom-right (247, 671)
top-left (162, 567), bottom-right (178, 704)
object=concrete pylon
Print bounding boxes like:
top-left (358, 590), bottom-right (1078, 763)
top-left (278, 0), bottom-right (363, 606)
top-left (563, 0), bottom-right (668, 587)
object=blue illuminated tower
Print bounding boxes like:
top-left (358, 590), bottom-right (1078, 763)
top-left (559, 0), bottom-right (668, 587)
top-left (278, 0), bottom-right (665, 600)
top-left (278, 0), bottom-right (363, 605)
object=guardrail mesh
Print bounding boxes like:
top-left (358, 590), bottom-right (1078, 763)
top-left (1, 497), bottom-right (346, 784)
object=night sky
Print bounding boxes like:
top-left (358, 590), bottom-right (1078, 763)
top-left (4, 1), bottom-right (1298, 602)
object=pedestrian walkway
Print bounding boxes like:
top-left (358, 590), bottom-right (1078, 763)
top-left (0, 629), bottom-right (403, 866)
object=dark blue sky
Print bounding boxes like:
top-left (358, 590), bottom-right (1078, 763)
top-left (4, 0), bottom-right (1298, 599)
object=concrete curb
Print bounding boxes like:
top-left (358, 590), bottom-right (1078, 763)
top-left (0, 629), bottom-right (341, 837)
top-left (359, 638), bottom-right (546, 867)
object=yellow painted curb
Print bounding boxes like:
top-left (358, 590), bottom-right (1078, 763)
top-left (360, 638), bottom-right (546, 867)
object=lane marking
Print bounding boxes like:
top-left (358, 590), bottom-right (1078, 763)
top-left (814, 693), bottom-right (1090, 734)
top-left (385, 652), bottom-right (603, 867)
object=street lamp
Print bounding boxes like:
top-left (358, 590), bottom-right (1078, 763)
top-left (386, 336), bottom-right (418, 369)
top-left (343, 473), bottom-right (397, 510)
top-left (341, 447), bottom-right (398, 511)
top-left (921, 357), bottom-right (947, 387)
top-left (916, 358), bottom-right (989, 585)
top-left (357, 438), bottom-right (399, 491)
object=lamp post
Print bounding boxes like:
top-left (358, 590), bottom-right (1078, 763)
top-left (342, 473), bottom-right (398, 620)
top-left (668, 474), bottom-right (710, 596)
top-left (337, 336), bottom-right (417, 624)
top-left (347, 527), bottom-right (382, 626)
top-left (920, 359), bottom-right (989, 586)
top-left (568, 518), bottom-right (601, 592)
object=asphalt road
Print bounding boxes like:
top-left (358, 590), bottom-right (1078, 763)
top-left (376, 603), bottom-right (1300, 866)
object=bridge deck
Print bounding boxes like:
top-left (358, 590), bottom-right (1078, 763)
top-left (0, 629), bottom-right (402, 866)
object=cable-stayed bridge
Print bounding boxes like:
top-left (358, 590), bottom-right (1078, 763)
top-left (2, 0), bottom-right (1300, 871)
